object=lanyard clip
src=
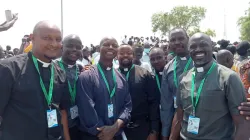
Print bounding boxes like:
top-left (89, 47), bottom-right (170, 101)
top-left (49, 104), bottom-right (52, 110)
top-left (192, 108), bottom-right (196, 117)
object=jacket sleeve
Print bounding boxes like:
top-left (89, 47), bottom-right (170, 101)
top-left (160, 67), bottom-right (175, 137)
top-left (117, 80), bottom-right (132, 125)
top-left (146, 72), bottom-right (160, 132)
top-left (76, 70), bottom-right (104, 136)
top-left (0, 62), bottom-right (14, 118)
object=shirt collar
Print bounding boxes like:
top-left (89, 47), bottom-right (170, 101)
top-left (119, 64), bottom-right (133, 72)
top-left (99, 62), bottom-right (113, 71)
top-left (37, 59), bottom-right (51, 68)
top-left (176, 55), bottom-right (190, 61)
top-left (194, 60), bottom-right (216, 73)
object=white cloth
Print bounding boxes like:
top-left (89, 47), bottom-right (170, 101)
top-left (122, 38), bottom-right (128, 44)
top-left (37, 59), bottom-right (50, 67)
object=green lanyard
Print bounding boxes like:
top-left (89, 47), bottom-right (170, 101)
top-left (97, 63), bottom-right (117, 100)
top-left (168, 52), bottom-right (175, 56)
top-left (58, 60), bottom-right (78, 104)
top-left (31, 55), bottom-right (54, 107)
top-left (191, 62), bottom-right (216, 116)
top-left (173, 57), bottom-right (192, 87)
top-left (118, 65), bottom-right (135, 80)
top-left (155, 71), bottom-right (161, 92)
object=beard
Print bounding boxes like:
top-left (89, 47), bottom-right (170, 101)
top-left (44, 54), bottom-right (57, 60)
top-left (120, 60), bottom-right (133, 68)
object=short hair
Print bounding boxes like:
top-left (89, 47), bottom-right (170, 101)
top-left (217, 39), bottom-right (230, 49)
top-left (169, 27), bottom-right (188, 38)
top-left (132, 43), bottom-right (143, 49)
top-left (236, 41), bottom-right (250, 56)
top-left (226, 45), bottom-right (236, 55)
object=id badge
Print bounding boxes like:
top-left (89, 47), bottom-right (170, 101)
top-left (174, 96), bottom-right (177, 108)
top-left (47, 109), bottom-right (58, 128)
top-left (187, 115), bottom-right (200, 135)
top-left (108, 104), bottom-right (114, 118)
top-left (70, 105), bottom-right (79, 119)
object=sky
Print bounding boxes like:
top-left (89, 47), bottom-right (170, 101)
top-left (0, 0), bottom-right (249, 49)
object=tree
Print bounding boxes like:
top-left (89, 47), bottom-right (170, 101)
top-left (188, 28), bottom-right (216, 37)
top-left (238, 4), bottom-right (250, 41)
top-left (151, 6), bottom-right (216, 37)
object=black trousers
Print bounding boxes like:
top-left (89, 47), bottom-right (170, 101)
top-left (124, 119), bottom-right (150, 140)
top-left (80, 131), bottom-right (123, 140)
top-left (69, 126), bottom-right (81, 140)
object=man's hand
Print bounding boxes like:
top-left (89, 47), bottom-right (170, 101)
top-left (238, 98), bottom-right (250, 120)
top-left (83, 64), bottom-right (92, 71)
top-left (97, 125), bottom-right (117, 140)
top-left (161, 136), bottom-right (169, 140)
top-left (147, 133), bottom-right (158, 140)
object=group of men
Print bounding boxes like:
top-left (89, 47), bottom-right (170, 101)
top-left (0, 20), bottom-right (250, 140)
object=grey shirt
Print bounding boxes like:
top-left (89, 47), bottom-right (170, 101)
top-left (177, 61), bottom-right (247, 140)
top-left (160, 56), bottom-right (193, 137)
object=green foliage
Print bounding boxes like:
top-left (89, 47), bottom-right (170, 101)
top-left (151, 6), bottom-right (216, 37)
top-left (238, 6), bottom-right (250, 41)
top-left (188, 28), bottom-right (216, 37)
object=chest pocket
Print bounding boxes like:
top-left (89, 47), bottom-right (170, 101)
top-left (200, 90), bottom-right (227, 111)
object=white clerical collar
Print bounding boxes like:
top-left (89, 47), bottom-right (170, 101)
top-left (196, 67), bottom-right (204, 73)
top-left (68, 64), bottom-right (74, 68)
top-left (106, 67), bottom-right (111, 71)
top-left (180, 57), bottom-right (187, 60)
top-left (37, 59), bottom-right (51, 67)
top-left (124, 68), bottom-right (128, 71)
top-left (159, 72), bottom-right (163, 75)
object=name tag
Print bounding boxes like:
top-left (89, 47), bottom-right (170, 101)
top-left (174, 96), bottom-right (177, 108)
top-left (180, 57), bottom-right (187, 60)
top-left (47, 109), bottom-right (58, 128)
top-left (108, 104), bottom-right (114, 118)
top-left (70, 105), bottom-right (79, 119)
top-left (187, 116), bottom-right (200, 135)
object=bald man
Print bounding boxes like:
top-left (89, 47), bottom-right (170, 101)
top-left (171, 33), bottom-right (249, 140)
top-left (0, 21), bottom-right (71, 140)
top-left (217, 50), bottom-right (234, 68)
top-left (76, 37), bottom-right (132, 140)
top-left (56, 34), bottom-right (84, 140)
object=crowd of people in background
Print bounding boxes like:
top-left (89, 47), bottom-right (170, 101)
top-left (1, 19), bottom-right (250, 140)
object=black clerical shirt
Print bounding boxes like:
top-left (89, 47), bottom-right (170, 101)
top-left (0, 52), bottom-right (70, 140)
top-left (119, 65), bottom-right (160, 132)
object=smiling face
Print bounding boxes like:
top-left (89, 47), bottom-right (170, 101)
top-left (62, 35), bottom-right (83, 63)
top-left (188, 33), bottom-right (213, 67)
top-left (100, 37), bottom-right (118, 61)
top-left (31, 22), bottom-right (62, 61)
top-left (117, 45), bottom-right (133, 67)
top-left (169, 29), bottom-right (189, 57)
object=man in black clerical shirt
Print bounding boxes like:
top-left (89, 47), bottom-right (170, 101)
top-left (0, 21), bottom-right (70, 140)
top-left (76, 37), bottom-right (132, 140)
top-left (56, 34), bottom-right (83, 140)
top-left (149, 47), bottom-right (166, 102)
top-left (117, 44), bottom-right (160, 140)
top-left (149, 47), bottom-right (166, 140)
